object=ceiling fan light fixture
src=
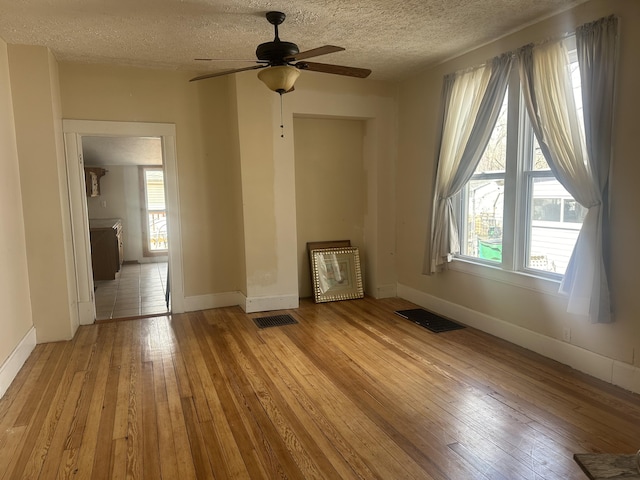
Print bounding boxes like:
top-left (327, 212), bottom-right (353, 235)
top-left (257, 65), bottom-right (300, 94)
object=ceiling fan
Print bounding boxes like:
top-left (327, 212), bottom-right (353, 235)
top-left (189, 11), bottom-right (372, 94)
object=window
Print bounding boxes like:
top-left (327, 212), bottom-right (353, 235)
top-left (456, 38), bottom-right (584, 276)
top-left (141, 167), bottom-right (168, 256)
top-left (430, 16), bottom-right (616, 321)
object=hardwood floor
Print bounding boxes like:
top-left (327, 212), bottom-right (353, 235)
top-left (1, 297), bottom-right (639, 479)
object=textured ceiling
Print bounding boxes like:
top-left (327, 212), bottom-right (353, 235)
top-left (0, 0), bottom-right (587, 82)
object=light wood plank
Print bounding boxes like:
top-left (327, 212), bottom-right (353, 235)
top-left (141, 361), bottom-right (161, 480)
top-left (36, 371), bottom-right (87, 479)
top-left (91, 365), bottom-right (120, 480)
top-left (180, 396), bottom-right (215, 478)
top-left (71, 323), bottom-right (117, 479)
top-left (125, 320), bottom-right (144, 479)
top-left (163, 355), bottom-right (197, 479)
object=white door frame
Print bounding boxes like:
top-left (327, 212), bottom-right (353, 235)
top-left (62, 120), bottom-right (185, 322)
top-left (63, 131), bottom-right (95, 324)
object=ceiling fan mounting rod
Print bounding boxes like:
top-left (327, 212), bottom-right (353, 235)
top-left (266, 11), bottom-right (286, 41)
top-left (256, 11), bottom-right (299, 64)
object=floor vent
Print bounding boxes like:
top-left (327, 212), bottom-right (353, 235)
top-left (394, 309), bottom-right (465, 333)
top-left (253, 314), bottom-right (298, 329)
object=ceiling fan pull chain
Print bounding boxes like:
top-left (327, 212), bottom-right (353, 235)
top-left (279, 93), bottom-right (285, 138)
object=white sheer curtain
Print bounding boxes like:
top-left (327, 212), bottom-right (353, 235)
top-left (427, 55), bottom-right (513, 273)
top-left (518, 16), bottom-right (617, 323)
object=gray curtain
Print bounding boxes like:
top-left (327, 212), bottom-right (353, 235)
top-left (518, 16), bottom-right (618, 323)
top-left (427, 54), bottom-right (513, 273)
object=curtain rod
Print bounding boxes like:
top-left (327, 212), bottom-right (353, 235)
top-left (447, 14), bottom-right (616, 78)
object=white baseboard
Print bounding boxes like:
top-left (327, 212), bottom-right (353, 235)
top-left (243, 294), bottom-right (299, 314)
top-left (182, 291), bottom-right (300, 315)
top-left (397, 283), bottom-right (640, 395)
top-left (183, 291), bottom-right (245, 312)
top-left (78, 300), bottom-right (96, 325)
top-left (0, 327), bottom-right (37, 399)
top-left (612, 361), bottom-right (640, 394)
top-left (374, 283), bottom-right (397, 299)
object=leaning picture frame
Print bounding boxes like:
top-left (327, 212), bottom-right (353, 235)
top-left (310, 246), bottom-right (364, 303)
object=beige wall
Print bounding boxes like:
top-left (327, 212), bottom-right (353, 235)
top-left (58, 64), bottom-right (244, 297)
top-left (294, 117), bottom-right (366, 298)
top-left (0, 39), bottom-right (33, 367)
top-left (288, 74), bottom-right (398, 299)
top-left (396, 0), bottom-right (640, 366)
top-left (86, 166), bottom-right (131, 226)
top-left (8, 45), bottom-right (77, 343)
top-left (233, 73), bottom-right (282, 303)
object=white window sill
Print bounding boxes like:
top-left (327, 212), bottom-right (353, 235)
top-left (448, 257), bottom-right (564, 296)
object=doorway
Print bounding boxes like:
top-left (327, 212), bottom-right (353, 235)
top-left (63, 120), bottom-right (184, 324)
top-left (83, 137), bottom-right (168, 320)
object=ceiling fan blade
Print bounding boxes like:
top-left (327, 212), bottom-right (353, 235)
top-left (286, 45), bottom-right (345, 62)
top-left (296, 61), bottom-right (371, 78)
top-left (194, 58), bottom-right (269, 63)
top-left (189, 64), bottom-right (266, 82)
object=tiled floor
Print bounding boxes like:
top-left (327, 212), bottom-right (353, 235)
top-left (94, 262), bottom-right (169, 321)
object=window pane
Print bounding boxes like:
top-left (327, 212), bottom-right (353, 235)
top-left (144, 170), bottom-right (166, 210)
top-left (532, 135), bottom-right (550, 171)
top-left (459, 90), bottom-right (507, 262)
top-left (528, 178), bottom-right (582, 274)
top-left (569, 56), bottom-right (583, 121)
top-left (533, 198), bottom-right (561, 221)
top-left (143, 169), bottom-right (168, 252)
top-left (475, 90), bottom-right (508, 174)
top-left (563, 199), bottom-right (587, 223)
top-left (463, 178), bottom-right (504, 261)
top-left (148, 213), bottom-right (167, 251)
